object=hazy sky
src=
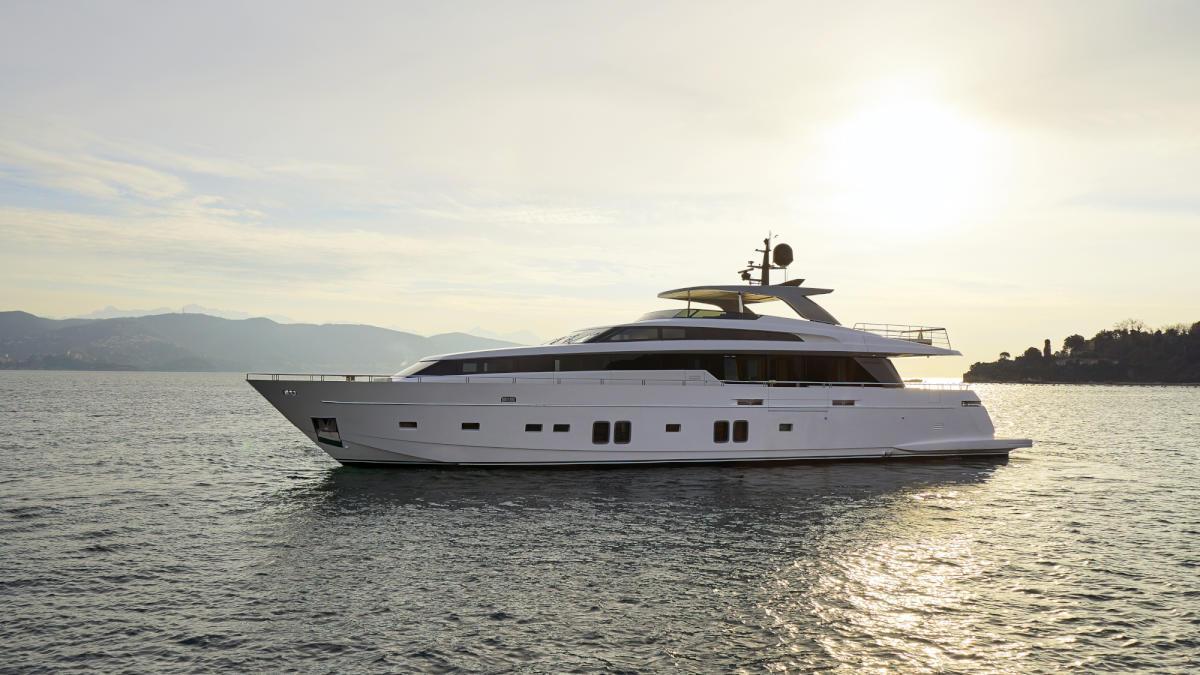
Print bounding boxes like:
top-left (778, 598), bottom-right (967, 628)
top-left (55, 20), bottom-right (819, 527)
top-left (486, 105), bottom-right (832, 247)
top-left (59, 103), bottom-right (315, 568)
top-left (2, 1), bottom-right (1197, 376)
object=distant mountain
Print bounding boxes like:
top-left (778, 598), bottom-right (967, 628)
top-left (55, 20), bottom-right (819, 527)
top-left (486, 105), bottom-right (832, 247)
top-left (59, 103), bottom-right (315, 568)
top-left (466, 326), bottom-right (542, 345)
top-left (0, 311), bottom-right (518, 373)
top-left (73, 304), bottom-right (296, 323)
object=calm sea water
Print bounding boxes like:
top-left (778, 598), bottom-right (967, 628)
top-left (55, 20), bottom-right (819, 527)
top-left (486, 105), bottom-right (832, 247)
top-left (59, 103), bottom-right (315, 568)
top-left (1, 371), bottom-right (1197, 673)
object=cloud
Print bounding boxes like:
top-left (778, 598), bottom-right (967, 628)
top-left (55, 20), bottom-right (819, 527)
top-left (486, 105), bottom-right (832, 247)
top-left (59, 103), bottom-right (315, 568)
top-left (0, 138), bottom-right (187, 201)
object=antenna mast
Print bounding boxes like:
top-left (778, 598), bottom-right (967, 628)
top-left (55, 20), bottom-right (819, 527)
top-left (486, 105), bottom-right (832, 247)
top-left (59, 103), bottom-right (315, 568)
top-left (738, 233), bottom-right (794, 285)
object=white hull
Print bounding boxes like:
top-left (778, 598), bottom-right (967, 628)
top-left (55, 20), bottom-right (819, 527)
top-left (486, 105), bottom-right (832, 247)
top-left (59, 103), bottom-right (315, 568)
top-left (249, 376), bottom-right (1031, 466)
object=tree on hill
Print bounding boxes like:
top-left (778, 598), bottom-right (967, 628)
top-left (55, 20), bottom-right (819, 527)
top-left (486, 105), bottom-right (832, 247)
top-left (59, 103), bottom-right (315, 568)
top-left (1063, 334), bottom-right (1086, 354)
top-left (965, 319), bottom-right (1200, 383)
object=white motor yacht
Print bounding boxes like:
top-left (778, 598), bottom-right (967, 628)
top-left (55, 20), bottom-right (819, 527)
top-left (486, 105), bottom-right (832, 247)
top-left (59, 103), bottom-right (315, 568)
top-left (249, 237), bottom-right (1031, 466)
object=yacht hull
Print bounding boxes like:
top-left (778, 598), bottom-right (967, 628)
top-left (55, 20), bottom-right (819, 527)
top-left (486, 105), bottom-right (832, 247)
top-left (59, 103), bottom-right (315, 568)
top-left (249, 378), bottom-right (1031, 466)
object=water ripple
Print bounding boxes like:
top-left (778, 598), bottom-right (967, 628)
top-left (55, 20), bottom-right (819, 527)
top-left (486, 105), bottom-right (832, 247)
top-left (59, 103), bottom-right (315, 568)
top-left (0, 373), bottom-right (1197, 672)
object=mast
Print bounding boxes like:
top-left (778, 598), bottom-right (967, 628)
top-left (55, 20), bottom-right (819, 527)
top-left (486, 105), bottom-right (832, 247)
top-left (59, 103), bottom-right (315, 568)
top-left (739, 233), bottom-right (792, 286)
top-left (759, 237), bottom-right (771, 285)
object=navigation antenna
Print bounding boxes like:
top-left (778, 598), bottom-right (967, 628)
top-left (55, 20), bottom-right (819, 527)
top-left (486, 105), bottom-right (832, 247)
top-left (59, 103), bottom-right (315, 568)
top-left (738, 233), bottom-right (795, 286)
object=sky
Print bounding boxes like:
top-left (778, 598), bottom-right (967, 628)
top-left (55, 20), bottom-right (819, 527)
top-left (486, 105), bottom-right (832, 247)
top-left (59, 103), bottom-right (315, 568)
top-left (1, 1), bottom-right (1198, 377)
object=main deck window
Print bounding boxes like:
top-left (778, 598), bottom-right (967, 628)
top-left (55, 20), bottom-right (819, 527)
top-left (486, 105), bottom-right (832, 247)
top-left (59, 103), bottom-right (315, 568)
top-left (409, 352), bottom-right (900, 385)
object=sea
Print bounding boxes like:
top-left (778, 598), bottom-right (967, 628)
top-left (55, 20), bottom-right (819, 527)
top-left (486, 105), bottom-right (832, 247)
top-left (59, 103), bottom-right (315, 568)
top-left (1, 371), bottom-right (1197, 673)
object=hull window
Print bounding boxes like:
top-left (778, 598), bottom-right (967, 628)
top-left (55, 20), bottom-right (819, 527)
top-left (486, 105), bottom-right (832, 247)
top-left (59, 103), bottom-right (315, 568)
top-left (614, 421), bottom-right (632, 444)
top-left (779, 423), bottom-right (793, 432)
top-left (398, 421), bottom-right (418, 429)
top-left (592, 421), bottom-right (610, 444)
top-left (312, 418), bottom-right (343, 447)
top-left (665, 423), bottom-right (681, 432)
top-left (553, 424), bottom-right (570, 432)
top-left (525, 423), bottom-right (543, 432)
top-left (462, 422), bottom-right (480, 430)
top-left (733, 420), bottom-right (749, 443)
top-left (713, 420), bottom-right (730, 443)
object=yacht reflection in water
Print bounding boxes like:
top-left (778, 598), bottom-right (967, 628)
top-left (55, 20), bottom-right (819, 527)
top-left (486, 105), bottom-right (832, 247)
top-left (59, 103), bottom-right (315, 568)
top-left (277, 458), bottom-right (1007, 514)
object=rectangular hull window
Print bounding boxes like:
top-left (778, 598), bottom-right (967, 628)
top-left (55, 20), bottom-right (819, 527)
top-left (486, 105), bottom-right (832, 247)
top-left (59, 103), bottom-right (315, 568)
top-left (525, 423), bottom-right (543, 432)
top-left (398, 421), bottom-right (418, 428)
top-left (462, 422), bottom-right (480, 430)
top-left (714, 420), bottom-right (730, 443)
top-left (733, 420), bottom-right (749, 443)
top-left (553, 424), bottom-right (570, 432)
top-left (614, 421), bottom-right (631, 444)
top-left (312, 418), bottom-right (343, 447)
top-left (592, 421), bottom-right (610, 444)
top-left (779, 423), bottom-right (793, 432)
top-left (665, 424), bottom-right (681, 433)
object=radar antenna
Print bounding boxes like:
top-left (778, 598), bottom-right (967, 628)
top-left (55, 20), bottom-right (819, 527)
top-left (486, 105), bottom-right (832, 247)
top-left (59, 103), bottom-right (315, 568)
top-left (737, 233), bottom-right (799, 286)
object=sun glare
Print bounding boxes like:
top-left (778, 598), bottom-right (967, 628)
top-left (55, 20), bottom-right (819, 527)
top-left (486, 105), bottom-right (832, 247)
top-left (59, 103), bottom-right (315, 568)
top-left (821, 95), bottom-right (998, 230)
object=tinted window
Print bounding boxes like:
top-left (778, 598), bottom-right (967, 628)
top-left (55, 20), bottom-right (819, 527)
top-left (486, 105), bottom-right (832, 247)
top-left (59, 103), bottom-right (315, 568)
top-left (714, 420), bottom-right (729, 443)
top-left (592, 421), bottom-right (610, 444)
top-left (591, 326), bottom-right (802, 342)
top-left (733, 420), bottom-right (748, 443)
top-left (416, 352), bottom-right (899, 385)
top-left (614, 421), bottom-right (631, 444)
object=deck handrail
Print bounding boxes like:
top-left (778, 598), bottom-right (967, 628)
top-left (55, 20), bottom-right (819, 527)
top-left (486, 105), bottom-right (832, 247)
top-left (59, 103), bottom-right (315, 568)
top-left (246, 373), bottom-right (393, 382)
top-left (246, 372), bottom-right (968, 390)
top-left (853, 323), bottom-right (952, 349)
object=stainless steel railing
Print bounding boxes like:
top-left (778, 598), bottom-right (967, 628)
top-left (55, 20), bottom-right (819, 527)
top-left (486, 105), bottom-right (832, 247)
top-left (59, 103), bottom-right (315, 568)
top-left (246, 372), bottom-right (968, 390)
top-left (852, 323), bottom-right (952, 349)
top-left (246, 373), bottom-right (392, 382)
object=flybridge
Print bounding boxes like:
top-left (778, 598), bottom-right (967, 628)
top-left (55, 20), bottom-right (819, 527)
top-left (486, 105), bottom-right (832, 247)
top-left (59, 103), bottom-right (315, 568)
top-left (657, 235), bottom-right (841, 325)
top-left (658, 284), bottom-right (840, 325)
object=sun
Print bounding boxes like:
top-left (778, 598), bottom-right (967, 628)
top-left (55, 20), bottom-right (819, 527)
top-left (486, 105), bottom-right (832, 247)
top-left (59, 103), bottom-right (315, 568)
top-left (820, 94), bottom-right (999, 230)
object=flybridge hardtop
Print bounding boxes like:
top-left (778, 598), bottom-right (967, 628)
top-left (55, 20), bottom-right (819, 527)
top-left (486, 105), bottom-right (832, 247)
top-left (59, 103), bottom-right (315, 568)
top-left (247, 234), bottom-right (1030, 467)
top-left (657, 283), bottom-right (839, 325)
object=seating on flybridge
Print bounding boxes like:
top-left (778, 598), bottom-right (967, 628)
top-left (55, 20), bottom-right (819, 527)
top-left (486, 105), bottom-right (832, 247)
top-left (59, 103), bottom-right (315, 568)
top-left (246, 233), bottom-right (1030, 466)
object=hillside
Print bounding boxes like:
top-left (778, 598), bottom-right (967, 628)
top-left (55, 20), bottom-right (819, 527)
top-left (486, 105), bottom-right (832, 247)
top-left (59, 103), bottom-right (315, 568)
top-left (0, 311), bottom-right (519, 373)
top-left (964, 321), bottom-right (1200, 383)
